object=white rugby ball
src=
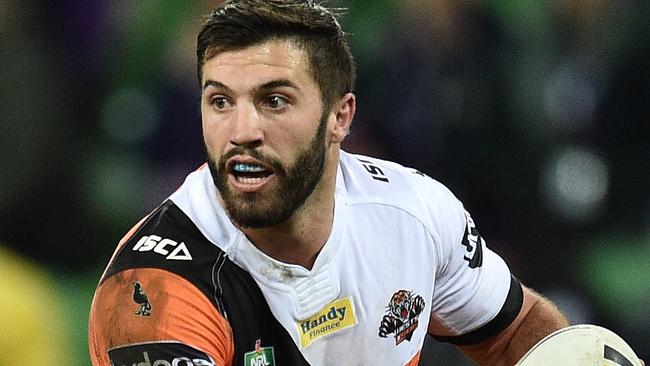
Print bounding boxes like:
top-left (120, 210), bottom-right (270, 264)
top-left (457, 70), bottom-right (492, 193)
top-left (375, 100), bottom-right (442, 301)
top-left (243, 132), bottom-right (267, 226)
top-left (516, 324), bottom-right (642, 366)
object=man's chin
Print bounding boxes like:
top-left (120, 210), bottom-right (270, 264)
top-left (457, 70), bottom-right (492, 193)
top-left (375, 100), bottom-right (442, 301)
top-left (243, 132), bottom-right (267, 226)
top-left (223, 199), bottom-right (290, 229)
top-left (229, 212), bottom-right (287, 229)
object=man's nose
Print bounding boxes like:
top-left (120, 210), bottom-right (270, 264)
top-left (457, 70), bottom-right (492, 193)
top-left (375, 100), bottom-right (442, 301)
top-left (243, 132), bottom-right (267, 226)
top-left (229, 103), bottom-right (264, 148)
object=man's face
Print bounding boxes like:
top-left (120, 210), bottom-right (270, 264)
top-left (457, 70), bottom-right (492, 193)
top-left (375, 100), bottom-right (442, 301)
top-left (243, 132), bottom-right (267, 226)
top-left (200, 39), bottom-right (331, 228)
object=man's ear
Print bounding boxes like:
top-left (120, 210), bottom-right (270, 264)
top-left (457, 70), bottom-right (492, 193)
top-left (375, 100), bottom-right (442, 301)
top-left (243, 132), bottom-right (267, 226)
top-left (331, 93), bottom-right (356, 144)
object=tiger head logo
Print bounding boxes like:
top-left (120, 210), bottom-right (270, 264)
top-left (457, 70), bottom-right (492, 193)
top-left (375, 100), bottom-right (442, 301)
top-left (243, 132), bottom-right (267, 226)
top-left (379, 290), bottom-right (425, 345)
top-left (389, 290), bottom-right (414, 321)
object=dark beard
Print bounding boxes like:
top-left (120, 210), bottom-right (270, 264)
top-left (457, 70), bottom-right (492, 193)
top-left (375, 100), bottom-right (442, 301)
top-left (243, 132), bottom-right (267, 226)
top-left (207, 113), bottom-right (328, 228)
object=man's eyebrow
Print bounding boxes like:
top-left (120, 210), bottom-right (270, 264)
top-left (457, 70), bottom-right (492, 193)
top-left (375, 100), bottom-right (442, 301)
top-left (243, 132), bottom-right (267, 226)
top-left (203, 80), bottom-right (233, 93)
top-left (255, 79), bottom-right (301, 93)
top-left (202, 79), bottom-right (301, 94)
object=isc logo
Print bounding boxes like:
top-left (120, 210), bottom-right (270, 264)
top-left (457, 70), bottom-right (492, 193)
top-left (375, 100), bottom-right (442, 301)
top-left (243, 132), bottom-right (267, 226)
top-left (133, 235), bottom-right (193, 261)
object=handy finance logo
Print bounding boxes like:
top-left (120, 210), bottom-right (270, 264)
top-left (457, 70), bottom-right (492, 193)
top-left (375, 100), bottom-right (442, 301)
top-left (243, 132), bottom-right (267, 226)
top-left (297, 297), bottom-right (357, 348)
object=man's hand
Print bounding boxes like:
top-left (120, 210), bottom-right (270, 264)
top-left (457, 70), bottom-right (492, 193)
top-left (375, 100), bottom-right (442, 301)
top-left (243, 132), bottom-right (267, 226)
top-left (459, 286), bottom-right (569, 366)
top-left (509, 324), bottom-right (644, 366)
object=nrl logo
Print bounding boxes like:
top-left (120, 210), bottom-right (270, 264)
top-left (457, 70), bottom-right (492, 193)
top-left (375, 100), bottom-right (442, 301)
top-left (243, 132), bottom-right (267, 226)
top-left (378, 290), bottom-right (425, 345)
top-left (244, 339), bottom-right (275, 366)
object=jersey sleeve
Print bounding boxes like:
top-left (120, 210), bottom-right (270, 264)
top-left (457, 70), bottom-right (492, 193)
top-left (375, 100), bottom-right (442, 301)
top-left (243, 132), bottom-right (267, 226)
top-left (427, 185), bottom-right (523, 345)
top-left (88, 267), bottom-right (234, 366)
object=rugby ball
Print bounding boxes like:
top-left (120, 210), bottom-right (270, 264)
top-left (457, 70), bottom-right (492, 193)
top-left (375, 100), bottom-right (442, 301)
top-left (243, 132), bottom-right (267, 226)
top-left (516, 324), bottom-right (642, 366)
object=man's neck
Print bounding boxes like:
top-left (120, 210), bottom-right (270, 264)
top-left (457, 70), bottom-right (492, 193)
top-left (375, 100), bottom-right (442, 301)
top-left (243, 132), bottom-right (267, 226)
top-left (242, 198), bottom-right (334, 270)
top-left (240, 155), bottom-right (339, 270)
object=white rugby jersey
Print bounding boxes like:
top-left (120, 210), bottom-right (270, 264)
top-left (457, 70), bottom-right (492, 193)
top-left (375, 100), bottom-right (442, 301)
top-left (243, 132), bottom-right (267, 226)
top-left (89, 150), bottom-right (522, 366)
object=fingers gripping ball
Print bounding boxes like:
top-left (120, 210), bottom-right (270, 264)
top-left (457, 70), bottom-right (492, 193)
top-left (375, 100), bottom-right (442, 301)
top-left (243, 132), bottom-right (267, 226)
top-left (516, 324), bottom-right (642, 366)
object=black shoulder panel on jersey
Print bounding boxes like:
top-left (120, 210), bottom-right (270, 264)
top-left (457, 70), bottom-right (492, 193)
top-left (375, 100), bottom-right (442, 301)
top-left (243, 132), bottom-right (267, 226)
top-left (101, 200), bottom-right (222, 308)
top-left (433, 275), bottom-right (524, 346)
top-left (102, 200), bottom-right (310, 365)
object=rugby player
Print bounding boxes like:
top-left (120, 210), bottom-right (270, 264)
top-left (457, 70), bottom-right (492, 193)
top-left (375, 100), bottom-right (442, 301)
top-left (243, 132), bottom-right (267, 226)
top-left (89, 1), bottom-right (571, 365)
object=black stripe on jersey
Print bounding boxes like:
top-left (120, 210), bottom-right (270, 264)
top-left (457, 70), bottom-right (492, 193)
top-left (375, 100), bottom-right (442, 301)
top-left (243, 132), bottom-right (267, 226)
top-left (433, 275), bottom-right (524, 346)
top-left (102, 200), bottom-right (310, 365)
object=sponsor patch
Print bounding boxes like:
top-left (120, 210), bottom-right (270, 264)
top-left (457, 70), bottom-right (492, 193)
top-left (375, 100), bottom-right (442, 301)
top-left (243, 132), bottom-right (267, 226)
top-left (244, 339), bottom-right (275, 366)
top-left (133, 235), bottom-right (193, 260)
top-left (108, 341), bottom-right (215, 366)
top-left (378, 290), bottom-right (425, 345)
top-left (297, 297), bottom-right (357, 348)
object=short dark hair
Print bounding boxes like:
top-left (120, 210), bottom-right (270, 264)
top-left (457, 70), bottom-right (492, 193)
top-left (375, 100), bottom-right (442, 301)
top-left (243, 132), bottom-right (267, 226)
top-left (197, 0), bottom-right (355, 112)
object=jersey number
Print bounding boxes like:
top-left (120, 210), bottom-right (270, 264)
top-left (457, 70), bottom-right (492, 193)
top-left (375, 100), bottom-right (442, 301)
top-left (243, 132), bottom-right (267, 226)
top-left (358, 159), bottom-right (389, 183)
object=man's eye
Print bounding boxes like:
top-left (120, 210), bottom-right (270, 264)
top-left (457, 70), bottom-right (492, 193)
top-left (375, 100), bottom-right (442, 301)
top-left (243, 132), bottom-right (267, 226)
top-left (210, 97), bottom-right (231, 109)
top-left (265, 96), bottom-right (288, 109)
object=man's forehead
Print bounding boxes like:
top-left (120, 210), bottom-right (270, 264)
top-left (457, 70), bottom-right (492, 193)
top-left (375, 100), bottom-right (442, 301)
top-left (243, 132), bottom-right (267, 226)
top-left (203, 39), bottom-right (310, 77)
top-left (200, 40), bottom-right (320, 95)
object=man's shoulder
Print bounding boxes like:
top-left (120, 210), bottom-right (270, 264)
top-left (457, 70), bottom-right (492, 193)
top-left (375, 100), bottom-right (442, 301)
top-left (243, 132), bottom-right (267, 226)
top-left (101, 200), bottom-right (224, 283)
top-left (89, 199), bottom-right (236, 365)
top-left (92, 201), bottom-right (310, 366)
top-left (339, 151), bottom-right (459, 215)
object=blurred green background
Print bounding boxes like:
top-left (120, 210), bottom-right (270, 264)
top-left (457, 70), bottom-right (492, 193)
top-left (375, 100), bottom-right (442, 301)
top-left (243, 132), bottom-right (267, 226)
top-left (0, 0), bottom-right (648, 364)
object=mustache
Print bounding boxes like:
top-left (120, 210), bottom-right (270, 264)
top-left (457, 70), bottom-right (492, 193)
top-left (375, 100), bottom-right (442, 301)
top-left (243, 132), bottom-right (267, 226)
top-left (218, 146), bottom-right (286, 175)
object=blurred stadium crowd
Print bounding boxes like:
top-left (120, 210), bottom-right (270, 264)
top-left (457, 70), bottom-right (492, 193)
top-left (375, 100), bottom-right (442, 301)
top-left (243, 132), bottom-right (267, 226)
top-left (1, 0), bottom-right (648, 364)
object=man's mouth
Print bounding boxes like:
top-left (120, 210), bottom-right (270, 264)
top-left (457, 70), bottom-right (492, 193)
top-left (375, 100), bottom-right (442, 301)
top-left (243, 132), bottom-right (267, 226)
top-left (231, 162), bottom-right (272, 183)
top-left (227, 158), bottom-right (275, 191)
